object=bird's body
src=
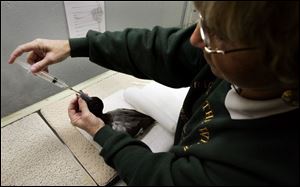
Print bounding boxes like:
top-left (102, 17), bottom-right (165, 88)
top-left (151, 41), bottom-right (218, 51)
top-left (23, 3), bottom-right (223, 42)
top-left (84, 96), bottom-right (155, 137)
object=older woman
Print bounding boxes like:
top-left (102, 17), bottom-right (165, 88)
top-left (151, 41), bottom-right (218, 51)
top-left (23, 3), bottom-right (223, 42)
top-left (8, 1), bottom-right (298, 185)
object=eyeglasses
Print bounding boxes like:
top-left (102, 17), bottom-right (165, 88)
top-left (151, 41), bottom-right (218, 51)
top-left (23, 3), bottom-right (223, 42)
top-left (198, 14), bottom-right (256, 54)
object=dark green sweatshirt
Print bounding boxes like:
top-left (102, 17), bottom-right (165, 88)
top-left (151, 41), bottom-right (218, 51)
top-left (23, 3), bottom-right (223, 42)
top-left (69, 25), bottom-right (299, 185)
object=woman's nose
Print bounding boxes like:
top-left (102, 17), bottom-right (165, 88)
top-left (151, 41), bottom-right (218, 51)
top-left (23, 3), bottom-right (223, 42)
top-left (190, 24), bottom-right (206, 49)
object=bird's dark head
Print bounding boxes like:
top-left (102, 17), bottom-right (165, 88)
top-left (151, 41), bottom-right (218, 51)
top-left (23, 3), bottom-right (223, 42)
top-left (86, 97), bottom-right (104, 118)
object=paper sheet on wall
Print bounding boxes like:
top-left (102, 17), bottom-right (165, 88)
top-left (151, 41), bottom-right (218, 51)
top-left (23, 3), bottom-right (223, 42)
top-left (64, 1), bottom-right (105, 38)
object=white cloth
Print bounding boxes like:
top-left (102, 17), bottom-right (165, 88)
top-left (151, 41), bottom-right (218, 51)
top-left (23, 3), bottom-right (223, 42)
top-left (123, 82), bottom-right (189, 134)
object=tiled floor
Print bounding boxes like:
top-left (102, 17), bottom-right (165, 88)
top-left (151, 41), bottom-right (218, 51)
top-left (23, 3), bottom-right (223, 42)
top-left (1, 113), bottom-right (97, 186)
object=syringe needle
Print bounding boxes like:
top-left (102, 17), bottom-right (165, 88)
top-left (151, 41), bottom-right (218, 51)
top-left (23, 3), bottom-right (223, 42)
top-left (68, 87), bottom-right (81, 94)
top-left (68, 87), bottom-right (92, 101)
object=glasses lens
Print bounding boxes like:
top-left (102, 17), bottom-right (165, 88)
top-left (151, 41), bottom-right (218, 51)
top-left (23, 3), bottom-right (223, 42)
top-left (200, 28), bottom-right (209, 46)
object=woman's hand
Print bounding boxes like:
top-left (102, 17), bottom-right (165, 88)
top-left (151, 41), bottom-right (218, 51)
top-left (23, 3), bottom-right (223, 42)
top-left (8, 39), bottom-right (70, 73)
top-left (68, 96), bottom-right (105, 137)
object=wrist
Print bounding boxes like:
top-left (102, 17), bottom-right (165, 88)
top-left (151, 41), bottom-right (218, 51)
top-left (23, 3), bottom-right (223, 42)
top-left (63, 40), bottom-right (71, 56)
top-left (90, 119), bottom-right (105, 137)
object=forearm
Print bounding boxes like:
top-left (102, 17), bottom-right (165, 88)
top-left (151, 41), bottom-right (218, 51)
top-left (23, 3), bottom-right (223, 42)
top-left (94, 126), bottom-right (174, 185)
top-left (69, 25), bottom-right (204, 88)
top-left (93, 126), bottom-right (212, 185)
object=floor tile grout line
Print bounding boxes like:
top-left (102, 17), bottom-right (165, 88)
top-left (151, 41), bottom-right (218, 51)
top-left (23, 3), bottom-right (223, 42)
top-left (36, 110), bottom-right (100, 186)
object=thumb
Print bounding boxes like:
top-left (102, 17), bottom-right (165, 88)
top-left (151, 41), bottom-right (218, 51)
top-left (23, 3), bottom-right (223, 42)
top-left (78, 97), bottom-right (90, 113)
top-left (31, 58), bottom-right (49, 73)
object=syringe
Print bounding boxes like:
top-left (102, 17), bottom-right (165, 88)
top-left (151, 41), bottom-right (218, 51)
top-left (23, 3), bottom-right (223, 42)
top-left (16, 60), bottom-right (82, 94)
top-left (16, 60), bottom-right (105, 117)
top-left (16, 60), bottom-right (69, 88)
